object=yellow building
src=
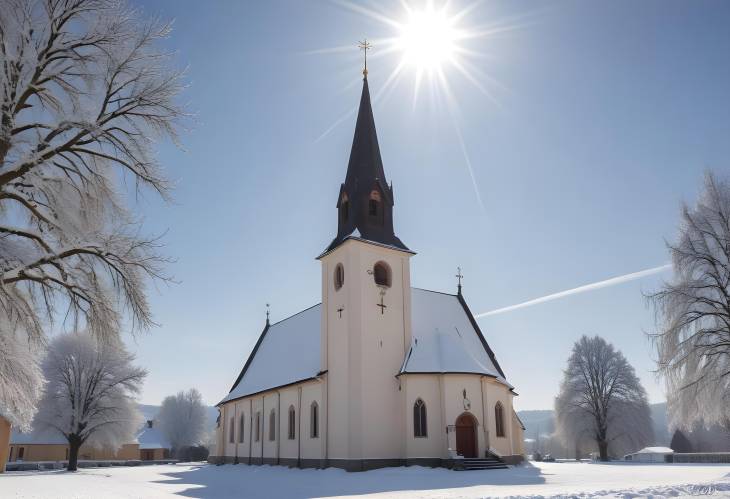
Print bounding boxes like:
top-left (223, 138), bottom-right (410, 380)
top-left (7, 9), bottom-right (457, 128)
top-left (7, 419), bottom-right (170, 464)
top-left (211, 72), bottom-right (525, 471)
top-left (8, 430), bottom-right (139, 463)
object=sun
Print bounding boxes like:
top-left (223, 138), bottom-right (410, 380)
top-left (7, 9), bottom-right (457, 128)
top-left (396, 6), bottom-right (459, 71)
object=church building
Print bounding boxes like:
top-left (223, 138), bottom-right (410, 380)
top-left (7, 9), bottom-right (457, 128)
top-left (211, 69), bottom-right (525, 471)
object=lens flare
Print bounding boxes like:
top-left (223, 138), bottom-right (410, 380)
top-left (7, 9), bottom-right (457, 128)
top-left (397, 7), bottom-right (459, 70)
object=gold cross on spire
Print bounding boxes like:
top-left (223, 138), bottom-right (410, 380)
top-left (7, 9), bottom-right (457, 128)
top-left (358, 39), bottom-right (371, 77)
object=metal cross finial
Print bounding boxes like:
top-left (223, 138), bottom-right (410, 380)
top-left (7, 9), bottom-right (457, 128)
top-left (456, 267), bottom-right (464, 295)
top-left (358, 39), bottom-right (371, 77)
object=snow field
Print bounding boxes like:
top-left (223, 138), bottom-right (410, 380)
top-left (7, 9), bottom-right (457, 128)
top-left (0, 460), bottom-right (728, 499)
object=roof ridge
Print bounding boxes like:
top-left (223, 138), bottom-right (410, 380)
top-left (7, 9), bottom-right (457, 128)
top-left (411, 286), bottom-right (458, 297)
top-left (268, 302), bottom-right (321, 327)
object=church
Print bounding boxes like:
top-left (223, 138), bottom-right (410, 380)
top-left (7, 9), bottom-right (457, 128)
top-left (211, 68), bottom-right (525, 471)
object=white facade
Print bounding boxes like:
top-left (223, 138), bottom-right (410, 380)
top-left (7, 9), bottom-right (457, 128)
top-left (213, 238), bottom-right (525, 470)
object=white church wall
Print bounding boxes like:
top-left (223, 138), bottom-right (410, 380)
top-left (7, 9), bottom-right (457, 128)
top-left (321, 239), bottom-right (412, 462)
top-left (233, 399), bottom-right (246, 460)
top-left (250, 396), bottom-right (264, 461)
top-left (321, 249), bottom-right (353, 460)
top-left (277, 387), bottom-right (299, 460)
top-left (511, 412), bottom-right (524, 457)
top-left (216, 378), bottom-right (325, 464)
top-left (356, 243), bottom-right (411, 460)
top-left (484, 379), bottom-right (516, 456)
top-left (300, 381), bottom-right (324, 460)
top-left (403, 374), bottom-right (443, 459)
top-left (262, 392), bottom-right (279, 460)
top-left (443, 374), bottom-right (488, 457)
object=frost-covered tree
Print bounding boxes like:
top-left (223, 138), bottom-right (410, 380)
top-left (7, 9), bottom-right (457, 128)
top-left (0, 0), bottom-right (184, 429)
top-left (158, 388), bottom-right (207, 455)
top-left (36, 332), bottom-right (146, 470)
top-left (0, 332), bottom-right (44, 431)
top-left (649, 172), bottom-right (730, 432)
top-left (555, 335), bottom-right (653, 461)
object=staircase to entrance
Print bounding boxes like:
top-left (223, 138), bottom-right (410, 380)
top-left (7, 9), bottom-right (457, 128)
top-left (457, 453), bottom-right (508, 471)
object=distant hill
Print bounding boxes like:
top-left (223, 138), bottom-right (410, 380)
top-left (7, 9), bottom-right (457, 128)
top-left (138, 403), bottom-right (219, 433)
top-left (516, 410), bottom-right (555, 439)
top-left (517, 402), bottom-right (669, 446)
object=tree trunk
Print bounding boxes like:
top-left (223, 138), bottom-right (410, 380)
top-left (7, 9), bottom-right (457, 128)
top-left (598, 440), bottom-right (609, 461)
top-left (67, 435), bottom-right (82, 471)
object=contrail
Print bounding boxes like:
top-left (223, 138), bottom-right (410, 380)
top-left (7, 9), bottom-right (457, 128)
top-left (475, 264), bottom-right (672, 318)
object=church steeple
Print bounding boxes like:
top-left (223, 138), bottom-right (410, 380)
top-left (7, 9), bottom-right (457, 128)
top-left (322, 74), bottom-right (410, 255)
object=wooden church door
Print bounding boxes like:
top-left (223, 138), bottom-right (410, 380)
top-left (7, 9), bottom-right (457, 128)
top-left (455, 413), bottom-right (478, 458)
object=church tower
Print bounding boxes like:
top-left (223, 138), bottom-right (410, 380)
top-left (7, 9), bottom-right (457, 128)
top-left (318, 70), bottom-right (415, 469)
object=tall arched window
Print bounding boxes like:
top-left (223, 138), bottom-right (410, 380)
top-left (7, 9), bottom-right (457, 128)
top-left (254, 412), bottom-right (261, 442)
top-left (310, 401), bottom-right (319, 438)
top-left (373, 261), bottom-right (391, 287)
top-left (269, 409), bottom-right (276, 441)
top-left (229, 417), bottom-right (234, 443)
top-left (368, 190), bottom-right (383, 226)
top-left (495, 402), bottom-right (505, 437)
top-left (239, 413), bottom-right (245, 443)
top-left (334, 263), bottom-right (344, 291)
top-left (368, 199), bottom-right (378, 216)
top-left (368, 190), bottom-right (380, 214)
top-left (288, 405), bottom-right (296, 440)
top-left (413, 399), bottom-right (427, 438)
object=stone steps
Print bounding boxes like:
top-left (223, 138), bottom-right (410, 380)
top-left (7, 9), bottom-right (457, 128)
top-left (460, 456), bottom-right (509, 471)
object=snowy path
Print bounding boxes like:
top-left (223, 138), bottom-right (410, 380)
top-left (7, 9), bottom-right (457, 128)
top-left (1, 461), bottom-right (729, 498)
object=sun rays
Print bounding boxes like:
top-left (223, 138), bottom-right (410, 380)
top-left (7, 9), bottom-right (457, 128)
top-left (310, 0), bottom-right (518, 213)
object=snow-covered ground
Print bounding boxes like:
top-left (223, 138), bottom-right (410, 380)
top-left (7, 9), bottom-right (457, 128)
top-left (1, 461), bottom-right (729, 498)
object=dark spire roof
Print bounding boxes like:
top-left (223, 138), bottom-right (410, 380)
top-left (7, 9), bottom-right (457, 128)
top-left (321, 76), bottom-right (410, 256)
top-left (345, 78), bottom-right (387, 192)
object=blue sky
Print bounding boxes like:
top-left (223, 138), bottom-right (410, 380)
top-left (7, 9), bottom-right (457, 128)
top-left (126, 0), bottom-right (730, 410)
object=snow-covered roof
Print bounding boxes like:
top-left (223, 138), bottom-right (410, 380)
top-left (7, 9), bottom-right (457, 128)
top-left (220, 304), bottom-right (322, 404)
top-left (10, 428), bottom-right (68, 445)
top-left (137, 423), bottom-right (170, 450)
top-left (220, 288), bottom-right (510, 404)
top-left (633, 447), bottom-right (674, 454)
top-left (401, 289), bottom-right (509, 387)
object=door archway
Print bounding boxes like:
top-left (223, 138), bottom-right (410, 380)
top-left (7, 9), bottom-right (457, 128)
top-left (455, 412), bottom-right (478, 458)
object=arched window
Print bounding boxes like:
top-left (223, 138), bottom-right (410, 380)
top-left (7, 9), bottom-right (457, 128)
top-left (239, 413), bottom-right (245, 443)
top-left (495, 402), bottom-right (505, 437)
top-left (310, 401), bottom-right (319, 438)
top-left (339, 194), bottom-right (349, 224)
top-left (229, 417), bottom-right (234, 443)
top-left (334, 263), bottom-right (344, 291)
top-left (288, 405), bottom-right (296, 440)
top-left (254, 412), bottom-right (261, 442)
top-left (368, 199), bottom-right (378, 216)
top-left (269, 409), bottom-right (276, 441)
top-left (413, 399), bottom-right (427, 438)
top-left (373, 261), bottom-right (391, 287)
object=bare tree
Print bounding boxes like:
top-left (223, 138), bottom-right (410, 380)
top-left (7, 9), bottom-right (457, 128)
top-left (0, 0), bottom-right (185, 428)
top-left (649, 172), bottom-right (730, 432)
top-left (35, 331), bottom-right (145, 470)
top-left (555, 335), bottom-right (653, 461)
top-left (158, 388), bottom-right (207, 457)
